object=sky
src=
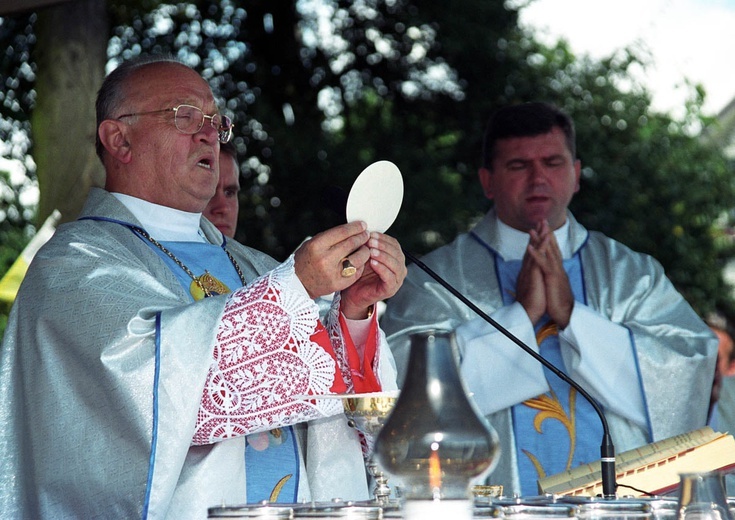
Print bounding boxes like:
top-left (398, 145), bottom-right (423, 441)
top-left (517, 0), bottom-right (735, 116)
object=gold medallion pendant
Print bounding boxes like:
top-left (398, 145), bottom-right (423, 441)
top-left (190, 271), bottom-right (231, 300)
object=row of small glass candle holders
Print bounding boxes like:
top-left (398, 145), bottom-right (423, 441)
top-left (207, 493), bottom-right (734, 519)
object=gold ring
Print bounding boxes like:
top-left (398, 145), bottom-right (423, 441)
top-left (341, 258), bottom-right (357, 278)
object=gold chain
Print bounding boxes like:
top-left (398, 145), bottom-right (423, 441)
top-left (133, 226), bottom-right (246, 298)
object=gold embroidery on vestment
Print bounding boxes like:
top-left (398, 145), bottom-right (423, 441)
top-left (537, 322), bottom-right (558, 344)
top-left (269, 474), bottom-right (293, 502)
top-left (522, 450), bottom-right (546, 479)
top-left (521, 322), bottom-right (578, 478)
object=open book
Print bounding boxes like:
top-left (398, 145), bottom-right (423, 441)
top-left (538, 427), bottom-right (735, 497)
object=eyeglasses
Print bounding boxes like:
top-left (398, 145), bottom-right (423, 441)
top-left (117, 104), bottom-right (233, 143)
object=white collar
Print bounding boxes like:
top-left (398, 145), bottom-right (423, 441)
top-left (112, 193), bottom-right (207, 243)
top-left (496, 218), bottom-right (571, 261)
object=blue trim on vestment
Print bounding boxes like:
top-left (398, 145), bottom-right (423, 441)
top-left (470, 230), bottom-right (499, 257)
top-left (289, 427), bottom-right (301, 502)
top-left (576, 231), bottom-right (590, 255)
top-left (291, 427), bottom-right (301, 504)
top-left (142, 312), bottom-right (163, 519)
top-left (576, 250), bottom-right (588, 305)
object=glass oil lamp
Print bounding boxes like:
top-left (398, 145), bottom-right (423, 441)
top-left (677, 471), bottom-right (733, 520)
top-left (373, 329), bottom-right (500, 519)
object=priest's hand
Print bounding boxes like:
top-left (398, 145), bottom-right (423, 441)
top-left (524, 220), bottom-right (574, 328)
top-left (294, 221), bottom-right (370, 299)
top-left (516, 248), bottom-right (546, 326)
top-left (340, 232), bottom-right (407, 319)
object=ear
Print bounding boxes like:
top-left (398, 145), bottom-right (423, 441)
top-left (98, 120), bottom-right (132, 164)
top-left (478, 167), bottom-right (494, 200)
top-left (573, 158), bottom-right (582, 193)
top-left (724, 358), bottom-right (735, 378)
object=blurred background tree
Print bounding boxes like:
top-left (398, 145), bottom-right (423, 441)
top-left (1, 0), bottom-right (734, 336)
top-left (0, 11), bottom-right (39, 331)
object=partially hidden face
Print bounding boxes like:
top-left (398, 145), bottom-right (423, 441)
top-left (203, 152), bottom-right (240, 238)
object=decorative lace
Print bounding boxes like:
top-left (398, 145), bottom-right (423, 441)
top-left (327, 292), bottom-right (355, 393)
top-left (326, 292), bottom-right (381, 394)
top-left (193, 256), bottom-right (343, 445)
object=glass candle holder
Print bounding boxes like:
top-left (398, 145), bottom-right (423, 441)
top-left (677, 471), bottom-right (733, 520)
top-left (373, 329), bottom-right (500, 518)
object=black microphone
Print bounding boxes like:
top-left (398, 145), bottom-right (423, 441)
top-left (323, 183), bottom-right (617, 497)
top-left (401, 249), bottom-right (618, 499)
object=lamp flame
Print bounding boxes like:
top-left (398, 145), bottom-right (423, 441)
top-left (429, 448), bottom-right (442, 492)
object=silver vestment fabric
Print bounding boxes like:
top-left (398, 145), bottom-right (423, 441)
top-left (381, 209), bottom-right (718, 495)
top-left (713, 376), bottom-right (735, 491)
top-left (714, 376), bottom-right (735, 435)
top-left (0, 188), bottom-right (397, 519)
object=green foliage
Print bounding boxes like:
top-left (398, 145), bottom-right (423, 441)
top-left (1, 0), bottom-right (734, 319)
top-left (0, 13), bottom-right (39, 336)
top-left (0, 13), bottom-right (35, 160)
top-left (0, 168), bottom-right (33, 340)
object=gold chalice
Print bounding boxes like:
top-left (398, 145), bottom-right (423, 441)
top-left (342, 393), bottom-right (398, 436)
top-left (341, 392), bottom-right (399, 505)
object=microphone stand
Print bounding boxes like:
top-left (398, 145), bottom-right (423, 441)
top-left (402, 249), bottom-right (617, 499)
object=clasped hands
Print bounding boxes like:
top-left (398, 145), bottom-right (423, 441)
top-left (294, 221), bottom-right (407, 320)
top-left (516, 220), bottom-right (574, 329)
